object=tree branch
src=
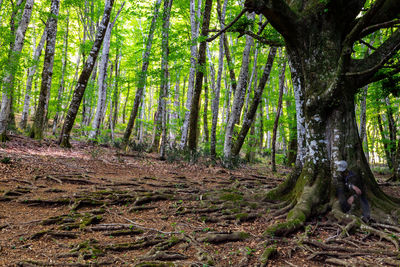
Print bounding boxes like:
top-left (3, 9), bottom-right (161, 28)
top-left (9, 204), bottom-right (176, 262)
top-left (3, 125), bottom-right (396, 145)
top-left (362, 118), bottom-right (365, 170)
top-left (363, 66), bottom-right (400, 86)
top-left (244, 0), bottom-right (299, 44)
top-left (347, 30), bottom-right (400, 88)
top-left (208, 28), bottom-right (284, 46)
top-left (358, 39), bottom-right (376, 51)
top-left (243, 30), bottom-right (284, 46)
top-left (359, 0), bottom-right (400, 38)
top-left (360, 19), bottom-right (400, 38)
top-left (206, 8), bottom-right (248, 42)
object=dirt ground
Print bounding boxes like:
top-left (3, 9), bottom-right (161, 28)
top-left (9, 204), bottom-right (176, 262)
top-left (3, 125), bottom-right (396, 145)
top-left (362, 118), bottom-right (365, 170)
top-left (0, 134), bottom-right (399, 266)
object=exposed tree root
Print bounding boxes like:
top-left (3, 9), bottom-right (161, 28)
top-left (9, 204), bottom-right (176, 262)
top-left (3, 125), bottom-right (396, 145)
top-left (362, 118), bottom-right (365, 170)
top-left (140, 251), bottom-right (187, 261)
top-left (30, 230), bottom-right (77, 240)
top-left (17, 261), bottom-right (112, 266)
top-left (259, 245), bottom-right (277, 266)
top-left (106, 236), bottom-right (166, 251)
top-left (197, 231), bottom-right (250, 244)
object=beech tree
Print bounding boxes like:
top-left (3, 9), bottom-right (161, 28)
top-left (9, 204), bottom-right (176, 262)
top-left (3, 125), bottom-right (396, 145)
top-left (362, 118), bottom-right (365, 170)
top-left (89, 3), bottom-right (124, 141)
top-left (123, 0), bottom-right (162, 146)
top-left (243, 0), bottom-right (400, 234)
top-left (0, 0), bottom-right (34, 141)
top-left (58, 0), bottom-right (115, 147)
top-left (30, 0), bottom-right (59, 140)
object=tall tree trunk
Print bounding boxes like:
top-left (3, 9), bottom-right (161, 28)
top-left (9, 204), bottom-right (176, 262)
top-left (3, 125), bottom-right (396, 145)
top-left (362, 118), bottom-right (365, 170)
top-left (52, 15), bottom-right (69, 135)
top-left (359, 85), bottom-right (368, 162)
top-left (202, 71), bottom-right (210, 143)
top-left (58, 0), bottom-right (115, 147)
top-left (385, 97), bottom-right (397, 168)
top-left (20, 27), bottom-right (48, 130)
top-left (271, 59), bottom-right (286, 172)
top-left (112, 52), bottom-right (120, 130)
top-left (179, 0), bottom-right (202, 149)
top-left (122, 81), bottom-right (130, 124)
top-left (0, 0), bottom-right (34, 141)
top-left (232, 47), bottom-right (277, 156)
top-left (123, 0), bottom-right (162, 145)
top-left (155, 0), bottom-right (173, 157)
top-left (258, 101), bottom-right (264, 151)
top-left (288, 58), bottom-right (306, 167)
top-left (377, 112), bottom-right (393, 169)
top-left (89, 2), bottom-right (124, 140)
top-left (187, 0), bottom-right (213, 152)
top-left (30, 0), bottom-right (59, 139)
top-left (223, 12), bottom-right (255, 161)
top-left (210, 0), bottom-right (227, 159)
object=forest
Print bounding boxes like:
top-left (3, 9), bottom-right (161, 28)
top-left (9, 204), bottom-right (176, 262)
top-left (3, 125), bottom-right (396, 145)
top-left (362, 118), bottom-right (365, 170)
top-left (0, 0), bottom-right (400, 266)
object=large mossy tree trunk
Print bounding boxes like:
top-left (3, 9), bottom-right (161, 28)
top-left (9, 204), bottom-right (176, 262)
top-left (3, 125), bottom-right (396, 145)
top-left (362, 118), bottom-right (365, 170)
top-left (244, 0), bottom-right (400, 235)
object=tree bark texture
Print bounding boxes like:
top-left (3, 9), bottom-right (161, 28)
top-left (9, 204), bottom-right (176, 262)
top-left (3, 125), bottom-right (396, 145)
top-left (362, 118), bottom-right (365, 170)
top-left (20, 26), bottom-right (47, 130)
top-left (159, 0), bottom-right (173, 159)
top-left (210, 0), bottom-right (227, 159)
top-left (89, 2), bottom-right (124, 141)
top-left (52, 15), bottom-right (69, 135)
top-left (58, 0), bottom-right (115, 147)
top-left (232, 47), bottom-right (277, 157)
top-left (123, 0), bottom-right (162, 145)
top-left (179, 0), bottom-right (202, 149)
top-left (271, 59), bottom-right (286, 172)
top-left (187, 0), bottom-right (213, 152)
top-left (0, 0), bottom-right (34, 141)
top-left (30, 0), bottom-right (59, 140)
top-left (223, 12), bottom-right (255, 161)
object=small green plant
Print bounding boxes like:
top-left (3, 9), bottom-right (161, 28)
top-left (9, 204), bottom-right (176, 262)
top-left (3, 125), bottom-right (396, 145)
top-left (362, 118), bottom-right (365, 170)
top-left (0, 157), bottom-right (11, 164)
top-left (245, 246), bottom-right (256, 256)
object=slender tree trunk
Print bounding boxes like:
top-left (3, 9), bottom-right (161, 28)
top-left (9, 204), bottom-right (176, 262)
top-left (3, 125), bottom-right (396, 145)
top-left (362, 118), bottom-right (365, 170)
top-left (271, 60), bottom-right (286, 172)
top-left (210, 0), bottom-right (227, 159)
top-left (243, 45), bottom-right (259, 119)
top-left (258, 101), bottom-right (264, 151)
top-left (123, 0), bottom-right (162, 145)
top-left (179, 0), bottom-right (202, 149)
top-left (223, 12), bottom-right (255, 161)
top-left (203, 71), bottom-right (210, 143)
top-left (385, 97), bottom-right (397, 167)
top-left (112, 52), bottom-right (120, 130)
top-left (288, 58), bottom-right (306, 167)
top-left (58, 0), bottom-right (115, 147)
top-left (52, 15), bottom-right (69, 135)
top-left (30, 0), bottom-right (59, 139)
top-left (232, 47), bottom-right (277, 156)
top-left (0, 0), bottom-right (34, 141)
top-left (377, 112), bottom-right (393, 169)
top-left (122, 81), bottom-right (130, 124)
top-left (156, 0), bottom-right (173, 157)
top-left (359, 85), bottom-right (368, 162)
top-left (89, 2), bottom-right (124, 140)
top-left (187, 0), bottom-right (213, 152)
top-left (169, 68), bottom-right (180, 145)
top-left (20, 27), bottom-right (48, 129)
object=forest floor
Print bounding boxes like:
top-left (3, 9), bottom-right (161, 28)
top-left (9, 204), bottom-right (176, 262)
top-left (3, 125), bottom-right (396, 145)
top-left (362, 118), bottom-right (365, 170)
top-left (0, 135), bottom-right (399, 267)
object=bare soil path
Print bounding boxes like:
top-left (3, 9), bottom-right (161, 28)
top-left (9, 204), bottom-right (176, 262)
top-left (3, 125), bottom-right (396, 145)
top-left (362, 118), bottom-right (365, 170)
top-left (0, 135), bottom-right (399, 266)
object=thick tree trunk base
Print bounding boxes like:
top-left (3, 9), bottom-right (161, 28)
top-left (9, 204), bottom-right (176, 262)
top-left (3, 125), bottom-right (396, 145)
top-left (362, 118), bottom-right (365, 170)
top-left (58, 136), bottom-right (72, 148)
top-left (263, 166), bottom-right (400, 237)
top-left (29, 126), bottom-right (43, 140)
